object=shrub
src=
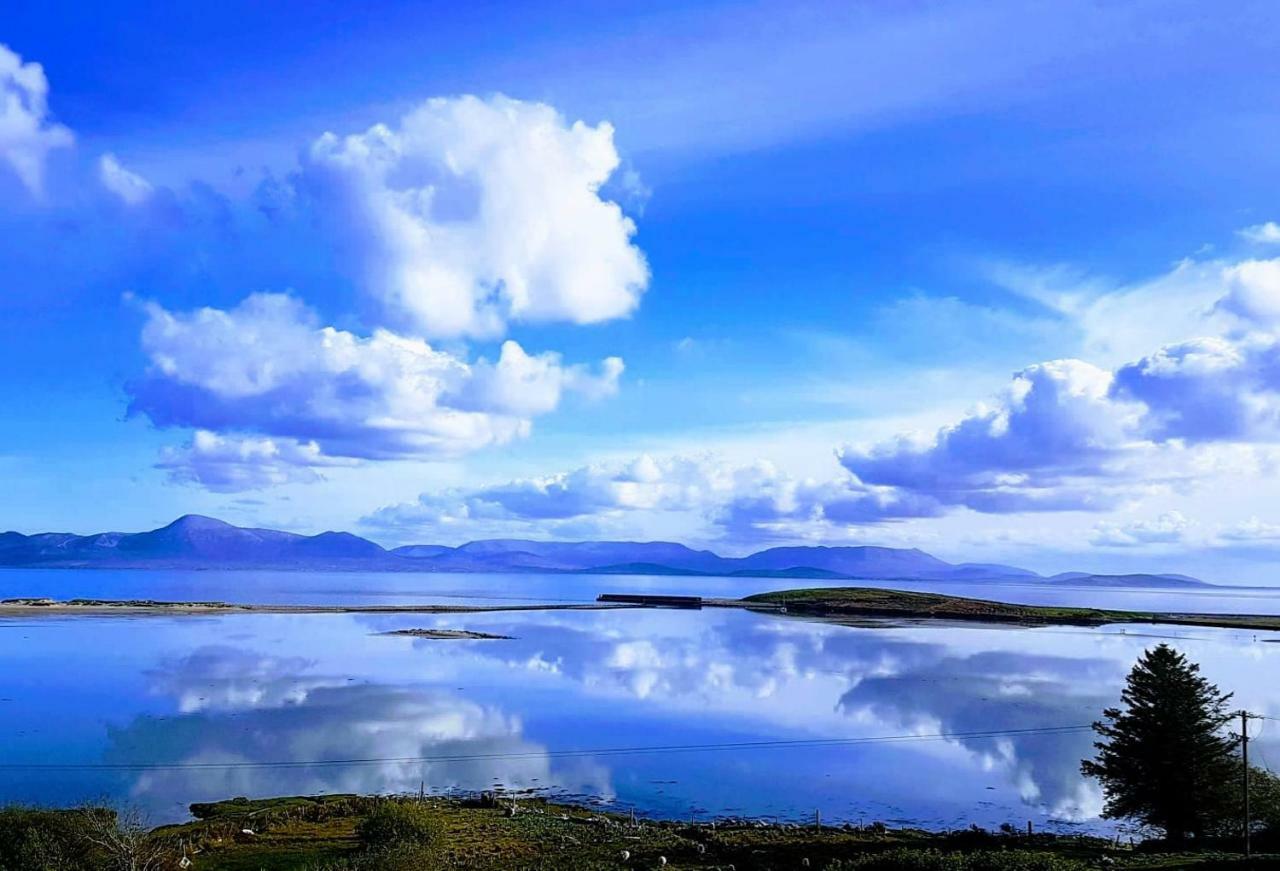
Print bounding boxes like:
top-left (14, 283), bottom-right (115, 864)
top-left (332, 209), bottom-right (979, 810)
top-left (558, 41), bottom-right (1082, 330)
top-left (356, 801), bottom-right (441, 852)
top-left (308, 844), bottom-right (439, 871)
top-left (826, 848), bottom-right (1088, 871)
top-left (0, 806), bottom-right (101, 871)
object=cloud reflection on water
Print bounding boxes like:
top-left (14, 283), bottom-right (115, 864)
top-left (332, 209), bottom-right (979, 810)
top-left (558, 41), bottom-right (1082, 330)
top-left (107, 645), bottom-right (611, 819)
top-left (3, 604), bottom-right (1276, 829)
top-left (367, 610), bottom-right (1275, 825)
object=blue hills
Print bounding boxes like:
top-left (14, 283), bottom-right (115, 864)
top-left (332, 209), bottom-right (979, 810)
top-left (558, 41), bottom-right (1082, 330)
top-left (0, 514), bottom-right (1208, 587)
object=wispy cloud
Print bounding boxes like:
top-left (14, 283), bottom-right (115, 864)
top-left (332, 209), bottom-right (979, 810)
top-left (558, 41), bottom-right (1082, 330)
top-left (0, 43), bottom-right (73, 196)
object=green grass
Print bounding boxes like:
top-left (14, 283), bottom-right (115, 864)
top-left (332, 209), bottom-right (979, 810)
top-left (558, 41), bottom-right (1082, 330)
top-left (8, 795), bottom-right (1280, 870)
top-left (142, 795), bottom-right (1280, 870)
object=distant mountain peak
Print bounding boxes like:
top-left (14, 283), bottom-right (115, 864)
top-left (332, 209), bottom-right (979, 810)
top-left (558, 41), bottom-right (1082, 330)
top-left (0, 515), bottom-right (1210, 587)
top-left (159, 514), bottom-right (239, 535)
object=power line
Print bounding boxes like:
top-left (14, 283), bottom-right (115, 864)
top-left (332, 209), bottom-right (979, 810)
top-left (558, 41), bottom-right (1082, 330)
top-left (0, 724), bottom-right (1094, 773)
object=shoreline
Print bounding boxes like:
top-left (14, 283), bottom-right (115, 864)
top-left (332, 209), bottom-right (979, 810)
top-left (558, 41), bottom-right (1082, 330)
top-left (0, 597), bottom-right (628, 616)
top-left (3, 587), bottom-right (1280, 631)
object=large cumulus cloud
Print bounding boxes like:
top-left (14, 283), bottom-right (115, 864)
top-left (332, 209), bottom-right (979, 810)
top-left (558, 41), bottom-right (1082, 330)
top-left (837, 269), bottom-right (1280, 520)
top-left (302, 95), bottom-right (649, 339)
top-left (118, 94), bottom-right (644, 490)
top-left (1112, 334), bottom-right (1280, 442)
top-left (129, 293), bottom-right (622, 489)
top-left (838, 359), bottom-right (1148, 514)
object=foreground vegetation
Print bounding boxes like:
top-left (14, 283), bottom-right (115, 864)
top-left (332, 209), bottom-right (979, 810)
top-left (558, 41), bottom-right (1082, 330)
top-left (741, 588), bottom-right (1280, 631)
top-left (4, 794), bottom-right (1280, 871)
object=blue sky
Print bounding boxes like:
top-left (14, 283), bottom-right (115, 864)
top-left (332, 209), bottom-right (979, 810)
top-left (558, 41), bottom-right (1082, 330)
top-left (6, 0), bottom-right (1280, 581)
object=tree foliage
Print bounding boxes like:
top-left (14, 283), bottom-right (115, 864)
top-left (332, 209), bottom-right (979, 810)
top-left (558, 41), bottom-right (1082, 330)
top-left (1081, 644), bottom-right (1239, 843)
top-left (0, 807), bottom-right (98, 871)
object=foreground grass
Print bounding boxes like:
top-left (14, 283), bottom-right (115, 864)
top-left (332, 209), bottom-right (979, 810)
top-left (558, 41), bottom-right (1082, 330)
top-left (740, 588), bottom-right (1280, 631)
top-left (2, 794), bottom-right (1266, 871)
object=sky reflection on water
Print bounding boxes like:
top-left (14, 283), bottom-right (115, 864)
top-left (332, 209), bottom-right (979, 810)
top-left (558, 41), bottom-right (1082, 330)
top-left (2, 601), bottom-right (1278, 829)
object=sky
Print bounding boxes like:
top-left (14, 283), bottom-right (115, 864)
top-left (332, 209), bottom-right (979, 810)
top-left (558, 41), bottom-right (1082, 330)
top-left (6, 0), bottom-right (1280, 582)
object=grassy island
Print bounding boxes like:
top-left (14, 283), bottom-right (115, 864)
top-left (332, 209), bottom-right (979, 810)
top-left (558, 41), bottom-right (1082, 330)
top-left (737, 587), bottom-right (1280, 632)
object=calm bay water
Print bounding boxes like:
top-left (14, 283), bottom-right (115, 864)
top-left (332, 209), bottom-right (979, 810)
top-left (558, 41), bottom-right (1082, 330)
top-left (2, 569), bottom-right (1279, 829)
top-left (5, 566), bottom-right (1280, 613)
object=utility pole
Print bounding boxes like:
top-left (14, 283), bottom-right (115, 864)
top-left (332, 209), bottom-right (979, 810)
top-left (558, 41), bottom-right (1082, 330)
top-left (1242, 710), bottom-right (1252, 859)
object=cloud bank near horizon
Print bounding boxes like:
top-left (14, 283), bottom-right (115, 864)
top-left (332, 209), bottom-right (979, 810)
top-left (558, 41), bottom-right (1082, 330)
top-left (363, 253), bottom-right (1280, 552)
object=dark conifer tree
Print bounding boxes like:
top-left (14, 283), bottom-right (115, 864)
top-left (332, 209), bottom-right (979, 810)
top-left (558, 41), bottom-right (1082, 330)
top-left (1082, 644), bottom-right (1239, 844)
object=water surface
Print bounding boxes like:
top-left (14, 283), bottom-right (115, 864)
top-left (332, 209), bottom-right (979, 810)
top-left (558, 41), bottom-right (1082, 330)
top-left (2, 571), bottom-right (1278, 830)
top-left (5, 567), bottom-right (1280, 614)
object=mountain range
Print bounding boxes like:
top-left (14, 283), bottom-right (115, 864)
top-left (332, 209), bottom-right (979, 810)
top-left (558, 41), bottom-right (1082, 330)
top-left (0, 515), bottom-right (1209, 588)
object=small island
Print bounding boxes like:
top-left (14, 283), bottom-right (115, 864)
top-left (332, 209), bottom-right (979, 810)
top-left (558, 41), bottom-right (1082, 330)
top-left (377, 628), bottom-right (514, 640)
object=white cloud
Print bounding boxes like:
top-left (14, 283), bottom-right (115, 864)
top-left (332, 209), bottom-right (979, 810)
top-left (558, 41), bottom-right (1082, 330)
top-left (457, 341), bottom-right (623, 417)
top-left (365, 454), bottom-right (740, 534)
top-left (129, 293), bottom-right (622, 489)
top-left (157, 430), bottom-right (357, 492)
top-left (98, 152), bottom-right (153, 205)
top-left (356, 229), bottom-right (1280, 547)
top-left (1112, 334), bottom-right (1280, 442)
top-left (1238, 222), bottom-right (1280, 245)
top-left (0, 43), bottom-right (73, 195)
top-left (831, 252), bottom-right (1280, 524)
top-left (1090, 511), bottom-right (1188, 548)
top-left (838, 359), bottom-right (1149, 514)
top-left (364, 451), bottom-right (946, 544)
top-left (716, 468), bottom-right (945, 539)
top-left (987, 259), bottom-right (1236, 368)
top-left (302, 95), bottom-right (648, 339)
top-left (1216, 517), bottom-right (1280, 545)
top-left (1215, 259), bottom-right (1280, 326)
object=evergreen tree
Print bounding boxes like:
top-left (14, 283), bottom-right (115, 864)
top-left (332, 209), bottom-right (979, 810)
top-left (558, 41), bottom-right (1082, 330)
top-left (1081, 644), bottom-right (1239, 844)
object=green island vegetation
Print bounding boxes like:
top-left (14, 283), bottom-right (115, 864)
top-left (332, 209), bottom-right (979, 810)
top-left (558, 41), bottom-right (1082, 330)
top-left (739, 588), bottom-right (1280, 632)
